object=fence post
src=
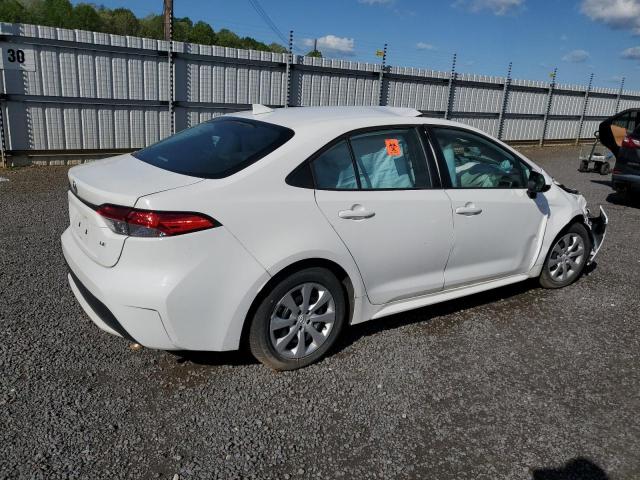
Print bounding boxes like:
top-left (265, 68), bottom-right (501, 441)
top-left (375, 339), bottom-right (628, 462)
top-left (575, 73), bottom-right (594, 145)
top-left (0, 69), bottom-right (6, 168)
top-left (445, 53), bottom-right (457, 120)
top-left (165, 0), bottom-right (174, 135)
top-left (377, 43), bottom-right (388, 106)
top-left (614, 77), bottom-right (625, 114)
top-left (285, 30), bottom-right (293, 108)
top-left (497, 62), bottom-right (512, 141)
top-left (539, 67), bottom-right (557, 147)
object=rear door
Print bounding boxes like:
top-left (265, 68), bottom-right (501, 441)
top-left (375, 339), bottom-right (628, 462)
top-left (428, 126), bottom-right (548, 288)
top-left (313, 126), bottom-right (454, 305)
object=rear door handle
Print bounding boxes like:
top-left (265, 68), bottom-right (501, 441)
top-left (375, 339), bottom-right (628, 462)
top-left (455, 203), bottom-right (483, 216)
top-left (338, 204), bottom-right (376, 220)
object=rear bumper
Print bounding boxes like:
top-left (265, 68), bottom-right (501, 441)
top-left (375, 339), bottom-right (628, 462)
top-left (61, 225), bottom-right (271, 351)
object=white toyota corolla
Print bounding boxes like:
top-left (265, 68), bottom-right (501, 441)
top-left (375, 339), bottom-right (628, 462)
top-left (62, 106), bottom-right (607, 370)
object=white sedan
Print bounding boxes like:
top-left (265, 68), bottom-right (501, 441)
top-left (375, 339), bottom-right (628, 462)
top-left (62, 106), bottom-right (607, 370)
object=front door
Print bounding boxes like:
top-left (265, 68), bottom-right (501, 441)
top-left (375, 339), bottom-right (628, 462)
top-left (429, 126), bottom-right (548, 288)
top-left (312, 127), bottom-right (454, 305)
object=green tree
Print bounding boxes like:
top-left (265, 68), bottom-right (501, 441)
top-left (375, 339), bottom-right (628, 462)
top-left (216, 28), bottom-right (244, 48)
top-left (269, 43), bottom-right (288, 54)
top-left (172, 16), bottom-right (192, 42)
top-left (306, 49), bottom-right (322, 58)
top-left (0, 1), bottom-right (288, 53)
top-left (70, 3), bottom-right (104, 32)
top-left (101, 7), bottom-right (140, 37)
top-left (0, 0), bottom-right (30, 23)
top-left (138, 13), bottom-right (163, 39)
top-left (32, 0), bottom-right (73, 29)
top-left (188, 20), bottom-right (217, 45)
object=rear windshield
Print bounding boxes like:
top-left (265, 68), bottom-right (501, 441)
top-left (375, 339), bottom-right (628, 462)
top-left (133, 117), bottom-right (294, 178)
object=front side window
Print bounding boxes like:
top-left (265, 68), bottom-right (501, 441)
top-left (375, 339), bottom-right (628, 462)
top-left (431, 128), bottom-right (529, 189)
top-left (349, 129), bottom-right (431, 189)
top-left (134, 117), bottom-right (294, 179)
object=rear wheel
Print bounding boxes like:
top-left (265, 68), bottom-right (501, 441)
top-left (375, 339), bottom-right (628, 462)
top-left (599, 162), bottom-right (611, 175)
top-left (248, 267), bottom-right (346, 370)
top-left (578, 160), bottom-right (589, 172)
top-left (539, 223), bottom-right (592, 289)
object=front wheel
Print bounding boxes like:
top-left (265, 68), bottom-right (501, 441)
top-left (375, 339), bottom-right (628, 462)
top-left (539, 223), bottom-right (592, 289)
top-left (248, 267), bottom-right (347, 370)
top-left (599, 162), bottom-right (611, 175)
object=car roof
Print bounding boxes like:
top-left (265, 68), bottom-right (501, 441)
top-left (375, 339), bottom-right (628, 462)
top-left (226, 105), bottom-right (455, 130)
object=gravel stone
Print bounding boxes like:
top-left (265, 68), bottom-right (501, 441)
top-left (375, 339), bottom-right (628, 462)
top-left (1, 146), bottom-right (639, 479)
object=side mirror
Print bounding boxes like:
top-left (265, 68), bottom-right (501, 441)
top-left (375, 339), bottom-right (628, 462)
top-left (527, 171), bottom-right (549, 198)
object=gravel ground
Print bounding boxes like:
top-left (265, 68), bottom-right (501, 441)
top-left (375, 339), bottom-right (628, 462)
top-left (1, 146), bottom-right (639, 480)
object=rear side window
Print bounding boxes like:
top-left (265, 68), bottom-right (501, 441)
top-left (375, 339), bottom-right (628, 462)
top-left (308, 127), bottom-right (431, 191)
top-left (133, 117), bottom-right (294, 179)
top-left (350, 129), bottom-right (430, 189)
top-left (312, 141), bottom-right (358, 190)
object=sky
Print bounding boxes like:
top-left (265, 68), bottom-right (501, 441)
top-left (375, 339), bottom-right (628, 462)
top-left (86, 0), bottom-right (640, 90)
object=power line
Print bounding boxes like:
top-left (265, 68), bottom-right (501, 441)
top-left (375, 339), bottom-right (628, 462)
top-left (247, 0), bottom-right (288, 45)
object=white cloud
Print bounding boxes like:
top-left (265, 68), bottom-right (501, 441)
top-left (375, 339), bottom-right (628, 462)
top-left (581, 0), bottom-right (640, 34)
top-left (416, 42), bottom-right (436, 50)
top-left (562, 49), bottom-right (590, 62)
top-left (621, 46), bottom-right (640, 59)
top-left (302, 35), bottom-right (355, 54)
top-left (454, 0), bottom-right (524, 15)
top-left (358, 0), bottom-right (393, 4)
top-left (560, 34), bottom-right (568, 41)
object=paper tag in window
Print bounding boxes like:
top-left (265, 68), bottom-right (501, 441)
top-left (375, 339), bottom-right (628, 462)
top-left (385, 139), bottom-right (401, 157)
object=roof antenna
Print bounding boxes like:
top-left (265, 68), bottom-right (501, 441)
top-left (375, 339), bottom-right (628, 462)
top-left (252, 104), bottom-right (274, 115)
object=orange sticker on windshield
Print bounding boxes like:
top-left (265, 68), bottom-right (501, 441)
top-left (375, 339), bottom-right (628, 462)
top-left (385, 139), bottom-right (401, 156)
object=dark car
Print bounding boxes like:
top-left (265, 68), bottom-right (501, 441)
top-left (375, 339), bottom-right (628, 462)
top-left (599, 109), bottom-right (640, 195)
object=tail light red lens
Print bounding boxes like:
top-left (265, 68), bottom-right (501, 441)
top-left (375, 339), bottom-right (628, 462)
top-left (622, 136), bottom-right (640, 149)
top-left (96, 204), bottom-right (218, 237)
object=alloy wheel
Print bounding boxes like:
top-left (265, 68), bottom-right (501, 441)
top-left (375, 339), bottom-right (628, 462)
top-left (548, 233), bottom-right (586, 282)
top-left (269, 282), bottom-right (336, 359)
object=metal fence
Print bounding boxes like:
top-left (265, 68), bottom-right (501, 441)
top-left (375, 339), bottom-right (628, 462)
top-left (1, 21), bottom-right (640, 166)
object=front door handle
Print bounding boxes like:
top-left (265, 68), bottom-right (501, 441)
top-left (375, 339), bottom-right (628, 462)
top-left (455, 203), bottom-right (483, 216)
top-left (338, 204), bottom-right (376, 220)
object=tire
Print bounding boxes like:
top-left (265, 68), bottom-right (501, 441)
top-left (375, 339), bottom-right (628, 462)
top-left (539, 223), bottom-right (592, 289)
top-left (248, 267), bottom-right (347, 370)
top-left (599, 162), bottom-right (611, 175)
top-left (578, 160), bottom-right (589, 172)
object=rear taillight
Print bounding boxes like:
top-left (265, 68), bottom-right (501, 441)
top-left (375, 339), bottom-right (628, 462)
top-left (96, 204), bottom-right (219, 237)
top-left (622, 136), bottom-right (640, 149)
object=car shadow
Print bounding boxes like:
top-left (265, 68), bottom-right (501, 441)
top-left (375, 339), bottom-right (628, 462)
top-left (531, 457), bottom-right (608, 480)
top-left (171, 273), bottom-right (603, 368)
top-left (604, 191), bottom-right (640, 208)
top-left (168, 349), bottom-right (258, 367)
top-left (334, 278), bottom-right (539, 355)
top-left (590, 179), bottom-right (612, 187)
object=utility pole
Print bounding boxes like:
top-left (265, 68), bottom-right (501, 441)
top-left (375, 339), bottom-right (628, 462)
top-left (163, 0), bottom-right (173, 41)
top-left (163, 0), bottom-right (174, 134)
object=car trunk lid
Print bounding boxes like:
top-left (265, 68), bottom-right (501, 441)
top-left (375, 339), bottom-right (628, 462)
top-left (67, 154), bottom-right (203, 267)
